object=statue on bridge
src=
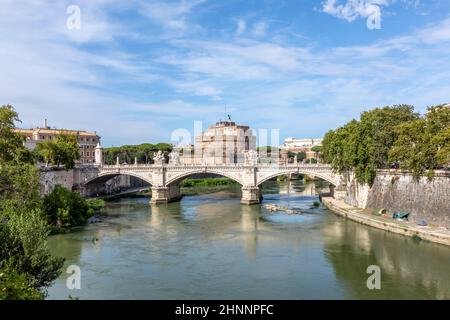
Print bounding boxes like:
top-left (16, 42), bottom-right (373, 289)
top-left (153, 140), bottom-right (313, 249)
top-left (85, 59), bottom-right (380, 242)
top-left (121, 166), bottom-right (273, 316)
top-left (243, 150), bottom-right (259, 166)
top-left (168, 150), bottom-right (180, 165)
top-left (153, 150), bottom-right (165, 165)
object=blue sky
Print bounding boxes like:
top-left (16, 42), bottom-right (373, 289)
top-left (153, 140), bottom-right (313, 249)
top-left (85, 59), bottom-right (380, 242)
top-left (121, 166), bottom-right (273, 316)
top-left (1, 0), bottom-right (450, 147)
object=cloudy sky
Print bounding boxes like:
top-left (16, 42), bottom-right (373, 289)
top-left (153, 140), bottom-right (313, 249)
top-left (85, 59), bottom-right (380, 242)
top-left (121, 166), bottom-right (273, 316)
top-left (1, 0), bottom-right (450, 146)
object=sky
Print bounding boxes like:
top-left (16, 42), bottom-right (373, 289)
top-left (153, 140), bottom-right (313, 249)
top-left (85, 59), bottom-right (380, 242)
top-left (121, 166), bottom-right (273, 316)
top-left (1, 0), bottom-right (450, 147)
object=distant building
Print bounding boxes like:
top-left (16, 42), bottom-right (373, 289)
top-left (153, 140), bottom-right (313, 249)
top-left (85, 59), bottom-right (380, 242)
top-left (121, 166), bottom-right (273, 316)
top-left (180, 120), bottom-right (256, 164)
top-left (281, 137), bottom-right (323, 161)
top-left (14, 119), bottom-right (101, 164)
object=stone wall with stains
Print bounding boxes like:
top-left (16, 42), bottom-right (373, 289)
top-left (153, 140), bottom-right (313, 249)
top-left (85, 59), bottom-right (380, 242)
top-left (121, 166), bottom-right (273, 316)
top-left (344, 170), bottom-right (450, 228)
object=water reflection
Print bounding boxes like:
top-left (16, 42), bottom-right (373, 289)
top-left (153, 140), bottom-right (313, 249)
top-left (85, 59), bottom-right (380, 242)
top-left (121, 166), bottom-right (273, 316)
top-left (46, 180), bottom-right (450, 300)
top-left (323, 220), bottom-right (450, 299)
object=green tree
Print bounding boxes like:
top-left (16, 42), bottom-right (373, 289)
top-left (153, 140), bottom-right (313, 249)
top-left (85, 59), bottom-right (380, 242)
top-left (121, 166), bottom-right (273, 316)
top-left (321, 105), bottom-right (419, 185)
top-left (389, 105), bottom-right (450, 178)
top-left (310, 145), bottom-right (322, 153)
top-left (0, 163), bottom-right (41, 211)
top-left (0, 105), bottom-right (33, 164)
top-left (103, 143), bottom-right (173, 165)
top-left (0, 104), bottom-right (64, 299)
top-left (295, 151), bottom-right (307, 162)
top-left (43, 185), bottom-right (93, 229)
top-left (0, 269), bottom-right (44, 300)
top-left (35, 133), bottom-right (80, 170)
top-left (0, 203), bottom-right (64, 296)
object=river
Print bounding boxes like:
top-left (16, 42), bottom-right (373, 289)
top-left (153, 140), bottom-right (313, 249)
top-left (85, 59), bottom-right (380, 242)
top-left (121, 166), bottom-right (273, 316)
top-left (47, 180), bottom-right (450, 299)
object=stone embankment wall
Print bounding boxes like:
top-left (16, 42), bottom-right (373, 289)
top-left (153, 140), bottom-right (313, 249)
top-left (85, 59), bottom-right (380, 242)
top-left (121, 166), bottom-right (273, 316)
top-left (40, 168), bottom-right (74, 195)
top-left (344, 170), bottom-right (450, 228)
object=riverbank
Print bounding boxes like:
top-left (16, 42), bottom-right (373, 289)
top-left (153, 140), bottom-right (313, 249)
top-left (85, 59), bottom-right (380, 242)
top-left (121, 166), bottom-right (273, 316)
top-left (322, 196), bottom-right (450, 246)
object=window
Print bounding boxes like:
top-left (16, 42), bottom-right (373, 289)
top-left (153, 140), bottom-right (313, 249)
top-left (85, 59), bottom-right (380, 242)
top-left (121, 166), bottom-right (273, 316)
top-left (87, 152), bottom-right (90, 157)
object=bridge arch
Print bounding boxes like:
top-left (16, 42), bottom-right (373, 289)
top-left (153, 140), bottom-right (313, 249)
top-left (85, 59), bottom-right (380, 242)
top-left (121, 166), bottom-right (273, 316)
top-left (166, 169), bottom-right (244, 187)
top-left (84, 171), bottom-right (153, 186)
top-left (256, 170), bottom-right (338, 187)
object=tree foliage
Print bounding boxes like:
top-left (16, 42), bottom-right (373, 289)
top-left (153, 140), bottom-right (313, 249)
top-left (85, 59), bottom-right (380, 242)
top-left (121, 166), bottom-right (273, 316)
top-left (389, 104), bottom-right (450, 178)
top-left (0, 269), bottom-right (44, 300)
top-left (322, 105), bottom-right (421, 185)
top-left (0, 104), bottom-right (64, 299)
top-left (43, 185), bottom-right (96, 229)
top-left (34, 133), bottom-right (80, 170)
top-left (0, 105), bottom-right (33, 164)
top-left (0, 204), bottom-right (64, 293)
top-left (103, 143), bottom-right (172, 164)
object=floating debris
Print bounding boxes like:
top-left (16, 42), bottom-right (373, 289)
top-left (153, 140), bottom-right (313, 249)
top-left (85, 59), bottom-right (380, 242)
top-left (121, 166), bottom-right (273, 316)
top-left (263, 203), bottom-right (302, 214)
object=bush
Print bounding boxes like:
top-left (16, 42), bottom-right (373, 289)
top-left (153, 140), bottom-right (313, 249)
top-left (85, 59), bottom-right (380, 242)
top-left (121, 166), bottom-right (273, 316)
top-left (43, 185), bottom-right (94, 229)
top-left (86, 199), bottom-right (106, 212)
top-left (181, 178), bottom-right (237, 187)
top-left (0, 204), bottom-right (64, 295)
top-left (0, 268), bottom-right (44, 300)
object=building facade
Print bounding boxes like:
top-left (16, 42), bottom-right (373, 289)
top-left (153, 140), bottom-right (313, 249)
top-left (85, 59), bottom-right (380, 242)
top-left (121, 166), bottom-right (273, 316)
top-left (14, 123), bottom-right (101, 164)
top-left (281, 137), bottom-right (323, 161)
top-left (180, 120), bottom-right (256, 165)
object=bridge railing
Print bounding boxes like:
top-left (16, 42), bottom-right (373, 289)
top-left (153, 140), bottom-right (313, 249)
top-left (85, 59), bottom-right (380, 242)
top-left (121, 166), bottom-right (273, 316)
top-left (97, 162), bottom-right (332, 170)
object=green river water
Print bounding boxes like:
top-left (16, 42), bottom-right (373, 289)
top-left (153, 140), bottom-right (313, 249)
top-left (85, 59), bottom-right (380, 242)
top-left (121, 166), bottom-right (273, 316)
top-left (47, 180), bottom-right (450, 299)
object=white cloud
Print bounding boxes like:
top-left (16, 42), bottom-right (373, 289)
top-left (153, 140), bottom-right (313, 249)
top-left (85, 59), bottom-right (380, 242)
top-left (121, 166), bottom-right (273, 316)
top-left (418, 18), bottom-right (450, 44)
top-left (139, 0), bottom-right (207, 32)
top-left (1, 0), bottom-right (449, 144)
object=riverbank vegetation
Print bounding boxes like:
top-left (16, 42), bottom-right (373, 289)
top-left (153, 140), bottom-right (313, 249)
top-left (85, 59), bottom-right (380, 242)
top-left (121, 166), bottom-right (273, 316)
top-left (321, 104), bottom-right (450, 184)
top-left (0, 104), bottom-right (64, 299)
top-left (180, 177), bottom-right (240, 195)
top-left (43, 185), bottom-right (105, 232)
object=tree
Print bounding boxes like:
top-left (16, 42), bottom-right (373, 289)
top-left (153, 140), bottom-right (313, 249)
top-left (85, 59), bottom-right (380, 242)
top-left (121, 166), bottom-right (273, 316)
top-left (103, 143), bottom-right (173, 165)
top-left (355, 105), bottom-right (418, 184)
top-left (0, 163), bottom-right (41, 212)
top-left (0, 104), bottom-right (33, 164)
top-left (389, 105), bottom-right (450, 178)
top-left (297, 151), bottom-right (307, 162)
top-left (0, 269), bottom-right (44, 300)
top-left (43, 185), bottom-right (93, 229)
top-left (0, 104), bottom-right (64, 299)
top-left (0, 203), bottom-right (64, 296)
top-left (35, 133), bottom-right (80, 170)
top-left (321, 105), bottom-right (419, 185)
top-left (310, 145), bottom-right (322, 153)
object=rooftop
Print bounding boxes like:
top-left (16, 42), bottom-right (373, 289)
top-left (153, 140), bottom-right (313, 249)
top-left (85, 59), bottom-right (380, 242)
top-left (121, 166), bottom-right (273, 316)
top-left (14, 127), bottom-right (98, 136)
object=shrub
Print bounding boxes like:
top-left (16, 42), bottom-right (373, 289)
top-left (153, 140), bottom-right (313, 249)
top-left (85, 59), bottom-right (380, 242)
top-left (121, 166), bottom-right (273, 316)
top-left (43, 185), bottom-right (93, 229)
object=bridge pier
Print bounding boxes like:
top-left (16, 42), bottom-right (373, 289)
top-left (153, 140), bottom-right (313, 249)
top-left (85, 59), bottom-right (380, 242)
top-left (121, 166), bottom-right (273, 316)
top-left (150, 184), bottom-right (182, 204)
top-left (240, 186), bottom-right (262, 205)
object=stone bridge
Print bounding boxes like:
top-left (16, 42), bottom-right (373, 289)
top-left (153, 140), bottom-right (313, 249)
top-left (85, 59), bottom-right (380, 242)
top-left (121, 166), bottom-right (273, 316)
top-left (83, 161), bottom-right (344, 205)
